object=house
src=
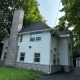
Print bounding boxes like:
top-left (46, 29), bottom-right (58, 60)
top-left (76, 57), bottom-right (80, 67)
top-left (0, 9), bottom-right (73, 74)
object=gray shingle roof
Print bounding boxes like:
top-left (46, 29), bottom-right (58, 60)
top-left (54, 29), bottom-right (71, 38)
top-left (19, 21), bottom-right (51, 33)
top-left (54, 29), bottom-right (71, 35)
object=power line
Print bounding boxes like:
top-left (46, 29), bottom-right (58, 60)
top-left (55, 0), bottom-right (61, 27)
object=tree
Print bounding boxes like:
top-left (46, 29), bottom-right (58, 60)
top-left (56, 0), bottom-right (80, 35)
top-left (56, 0), bottom-right (80, 60)
top-left (0, 0), bottom-right (46, 36)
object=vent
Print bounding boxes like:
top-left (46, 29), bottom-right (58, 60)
top-left (29, 46), bottom-right (32, 48)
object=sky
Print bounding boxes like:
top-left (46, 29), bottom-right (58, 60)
top-left (37, 0), bottom-right (64, 27)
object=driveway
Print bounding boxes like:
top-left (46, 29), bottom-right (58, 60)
top-left (36, 68), bottom-right (80, 80)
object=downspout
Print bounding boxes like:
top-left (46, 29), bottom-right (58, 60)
top-left (48, 62), bottom-right (51, 74)
top-left (48, 31), bottom-right (52, 74)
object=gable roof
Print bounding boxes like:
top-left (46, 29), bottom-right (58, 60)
top-left (19, 21), bottom-right (51, 33)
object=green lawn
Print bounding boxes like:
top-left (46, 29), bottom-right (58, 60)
top-left (0, 66), bottom-right (44, 80)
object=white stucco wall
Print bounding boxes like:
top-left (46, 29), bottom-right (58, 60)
top-left (58, 38), bottom-right (68, 65)
top-left (1, 37), bottom-right (9, 60)
top-left (50, 35), bottom-right (58, 65)
top-left (67, 37), bottom-right (73, 66)
top-left (17, 31), bottom-right (51, 65)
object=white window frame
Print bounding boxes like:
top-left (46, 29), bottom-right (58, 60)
top-left (34, 53), bottom-right (40, 63)
top-left (30, 33), bottom-right (41, 41)
top-left (19, 52), bottom-right (25, 61)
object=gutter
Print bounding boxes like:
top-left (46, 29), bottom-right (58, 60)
top-left (18, 28), bottom-right (52, 35)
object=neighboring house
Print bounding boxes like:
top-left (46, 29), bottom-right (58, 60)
top-left (76, 57), bottom-right (80, 67)
top-left (0, 9), bottom-right (73, 74)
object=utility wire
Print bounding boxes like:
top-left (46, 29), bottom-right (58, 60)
top-left (55, 0), bottom-right (61, 27)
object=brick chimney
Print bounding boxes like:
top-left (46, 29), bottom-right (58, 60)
top-left (5, 9), bottom-right (24, 66)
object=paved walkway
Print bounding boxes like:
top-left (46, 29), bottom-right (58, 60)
top-left (36, 68), bottom-right (80, 80)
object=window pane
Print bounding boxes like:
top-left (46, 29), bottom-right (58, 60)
top-left (36, 34), bottom-right (41, 41)
top-left (20, 53), bottom-right (25, 61)
top-left (20, 57), bottom-right (24, 61)
top-left (34, 58), bottom-right (40, 62)
top-left (30, 34), bottom-right (36, 41)
top-left (35, 53), bottom-right (40, 57)
top-left (21, 53), bottom-right (25, 56)
top-left (20, 35), bottom-right (23, 42)
top-left (34, 53), bottom-right (40, 62)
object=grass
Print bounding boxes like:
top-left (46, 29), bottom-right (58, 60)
top-left (0, 66), bottom-right (44, 80)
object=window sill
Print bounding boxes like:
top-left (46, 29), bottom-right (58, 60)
top-left (29, 40), bottom-right (41, 42)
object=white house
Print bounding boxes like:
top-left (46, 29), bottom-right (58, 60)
top-left (0, 9), bottom-right (73, 74)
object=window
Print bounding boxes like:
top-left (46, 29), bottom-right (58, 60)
top-left (53, 54), bottom-right (56, 64)
top-left (30, 33), bottom-right (41, 41)
top-left (20, 35), bottom-right (23, 42)
top-left (68, 43), bottom-right (71, 51)
top-left (34, 53), bottom-right (40, 63)
top-left (19, 53), bottom-right (25, 61)
top-left (4, 52), bottom-right (7, 59)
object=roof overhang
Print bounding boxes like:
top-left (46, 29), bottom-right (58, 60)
top-left (18, 28), bottom-right (52, 35)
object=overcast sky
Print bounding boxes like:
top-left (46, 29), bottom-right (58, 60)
top-left (37, 0), bottom-right (64, 27)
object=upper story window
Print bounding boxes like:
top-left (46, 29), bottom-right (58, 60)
top-left (30, 33), bottom-right (41, 41)
top-left (20, 35), bottom-right (23, 42)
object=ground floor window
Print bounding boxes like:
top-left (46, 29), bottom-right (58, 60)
top-left (34, 53), bottom-right (40, 63)
top-left (53, 54), bottom-right (56, 64)
top-left (4, 52), bottom-right (7, 59)
top-left (19, 53), bottom-right (25, 61)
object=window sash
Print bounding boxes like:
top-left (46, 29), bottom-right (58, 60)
top-left (20, 35), bottom-right (23, 42)
top-left (34, 53), bottom-right (40, 62)
top-left (36, 34), bottom-right (41, 41)
top-left (30, 33), bottom-right (41, 41)
top-left (20, 53), bottom-right (25, 61)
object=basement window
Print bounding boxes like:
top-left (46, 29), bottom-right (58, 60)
top-left (19, 53), bottom-right (25, 61)
top-left (34, 53), bottom-right (40, 63)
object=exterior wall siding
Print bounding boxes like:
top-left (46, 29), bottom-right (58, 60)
top-left (50, 35), bottom-right (58, 65)
top-left (17, 31), bottom-right (51, 65)
top-left (58, 38), bottom-right (68, 65)
top-left (67, 37), bottom-right (73, 66)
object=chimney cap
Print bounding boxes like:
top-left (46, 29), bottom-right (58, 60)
top-left (15, 8), bottom-right (24, 12)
